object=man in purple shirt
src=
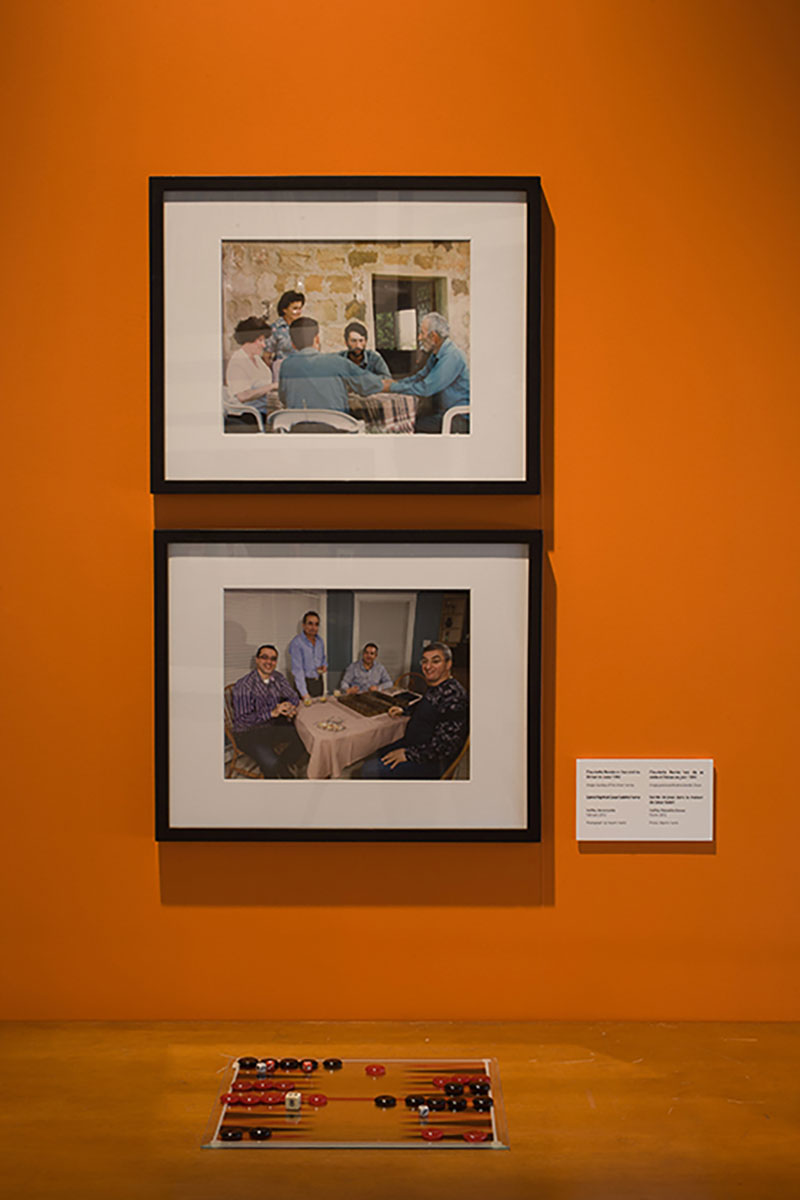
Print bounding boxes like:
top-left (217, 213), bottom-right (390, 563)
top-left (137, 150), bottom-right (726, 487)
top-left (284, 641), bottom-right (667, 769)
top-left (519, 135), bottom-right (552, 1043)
top-left (230, 644), bottom-right (307, 779)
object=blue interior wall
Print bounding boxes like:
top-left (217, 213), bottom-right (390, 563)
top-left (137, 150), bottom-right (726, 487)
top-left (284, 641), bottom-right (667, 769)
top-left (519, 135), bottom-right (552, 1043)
top-left (411, 591), bottom-right (445, 673)
top-left (326, 591), bottom-right (354, 689)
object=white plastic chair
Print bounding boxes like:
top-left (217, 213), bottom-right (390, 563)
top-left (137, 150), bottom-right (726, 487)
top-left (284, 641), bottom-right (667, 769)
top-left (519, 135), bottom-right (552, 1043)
top-left (222, 386), bottom-right (266, 432)
top-left (270, 409), bottom-right (366, 434)
top-left (442, 405), bottom-right (470, 434)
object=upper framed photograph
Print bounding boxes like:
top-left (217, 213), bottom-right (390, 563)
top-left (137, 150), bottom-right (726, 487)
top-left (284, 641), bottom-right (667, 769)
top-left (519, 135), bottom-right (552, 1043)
top-left (155, 530), bottom-right (541, 841)
top-left (150, 176), bottom-right (541, 493)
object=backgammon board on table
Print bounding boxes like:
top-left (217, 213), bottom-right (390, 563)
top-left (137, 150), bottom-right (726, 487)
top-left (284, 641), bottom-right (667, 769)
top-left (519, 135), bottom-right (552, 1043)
top-left (203, 1055), bottom-right (508, 1149)
top-left (334, 691), bottom-right (403, 717)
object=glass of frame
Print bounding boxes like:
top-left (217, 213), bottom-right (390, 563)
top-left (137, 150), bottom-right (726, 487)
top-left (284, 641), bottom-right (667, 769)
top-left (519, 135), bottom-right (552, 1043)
top-left (150, 176), bottom-right (540, 494)
top-left (155, 530), bottom-right (541, 841)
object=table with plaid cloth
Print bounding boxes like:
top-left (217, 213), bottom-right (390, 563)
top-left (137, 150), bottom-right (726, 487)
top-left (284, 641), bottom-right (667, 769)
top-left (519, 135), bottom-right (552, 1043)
top-left (347, 391), bottom-right (417, 433)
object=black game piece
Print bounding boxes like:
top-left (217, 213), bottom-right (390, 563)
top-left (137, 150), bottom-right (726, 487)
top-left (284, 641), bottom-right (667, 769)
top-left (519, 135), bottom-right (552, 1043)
top-left (447, 1097), bottom-right (468, 1112)
top-left (404, 1094), bottom-right (427, 1108)
top-left (444, 1082), bottom-right (464, 1096)
top-left (323, 1058), bottom-right (343, 1070)
top-left (473, 1096), bottom-right (494, 1112)
top-left (426, 1096), bottom-right (447, 1112)
top-left (220, 1127), bottom-right (244, 1140)
top-left (249, 1127), bottom-right (273, 1140)
top-left (469, 1081), bottom-right (491, 1096)
top-left (279, 1058), bottom-right (300, 1071)
top-left (374, 1095), bottom-right (397, 1108)
top-left (237, 1057), bottom-right (259, 1069)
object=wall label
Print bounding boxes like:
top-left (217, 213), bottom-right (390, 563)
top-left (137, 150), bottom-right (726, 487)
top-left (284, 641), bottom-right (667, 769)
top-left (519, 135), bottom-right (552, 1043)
top-left (576, 759), bottom-right (714, 842)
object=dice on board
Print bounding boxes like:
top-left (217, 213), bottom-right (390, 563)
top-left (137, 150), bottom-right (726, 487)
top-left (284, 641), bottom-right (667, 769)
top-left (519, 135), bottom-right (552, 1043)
top-left (285, 1090), bottom-right (302, 1112)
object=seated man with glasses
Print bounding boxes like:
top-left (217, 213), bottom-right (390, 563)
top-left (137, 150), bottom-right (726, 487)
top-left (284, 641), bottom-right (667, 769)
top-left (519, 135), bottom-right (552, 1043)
top-left (230, 645), bottom-right (308, 779)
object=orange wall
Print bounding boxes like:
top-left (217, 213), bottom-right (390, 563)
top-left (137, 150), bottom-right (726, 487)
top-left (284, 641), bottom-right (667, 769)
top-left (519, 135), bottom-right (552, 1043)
top-left (2, 0), bottom-right (798, 1020)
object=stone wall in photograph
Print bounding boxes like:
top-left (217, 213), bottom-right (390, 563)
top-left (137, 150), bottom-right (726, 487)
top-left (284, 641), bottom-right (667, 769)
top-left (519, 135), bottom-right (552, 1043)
top-left (221, 240), bottom-right (470, 364)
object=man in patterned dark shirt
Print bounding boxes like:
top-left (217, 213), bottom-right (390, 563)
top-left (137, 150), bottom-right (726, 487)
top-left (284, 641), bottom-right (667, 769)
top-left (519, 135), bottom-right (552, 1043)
top-left (361, 642), bottom-right (468, 779)
top-left (230, 644), bottom-right (308, 779)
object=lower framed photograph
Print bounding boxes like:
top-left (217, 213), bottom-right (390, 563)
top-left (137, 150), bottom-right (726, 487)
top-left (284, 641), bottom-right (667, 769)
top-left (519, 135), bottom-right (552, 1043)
top-left (155, 529), bottom-right (541, 841)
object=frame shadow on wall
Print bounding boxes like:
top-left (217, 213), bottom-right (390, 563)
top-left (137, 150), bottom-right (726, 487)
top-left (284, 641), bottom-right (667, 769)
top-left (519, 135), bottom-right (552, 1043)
top-left (156, 195), bottom-right (557, 909)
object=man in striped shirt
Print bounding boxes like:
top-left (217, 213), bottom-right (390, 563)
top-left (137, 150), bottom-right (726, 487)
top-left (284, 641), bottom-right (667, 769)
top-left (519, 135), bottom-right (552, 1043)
top-left (230, 645), bottom-right (307, 779)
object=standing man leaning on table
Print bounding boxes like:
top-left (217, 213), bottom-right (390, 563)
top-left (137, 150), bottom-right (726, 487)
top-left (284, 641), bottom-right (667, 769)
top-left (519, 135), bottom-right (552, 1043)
top-left (289, 610), bottom-right (327, 703)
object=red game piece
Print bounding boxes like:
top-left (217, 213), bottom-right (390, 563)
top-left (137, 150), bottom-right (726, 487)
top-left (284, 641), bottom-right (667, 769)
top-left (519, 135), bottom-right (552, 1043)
top-left (307, 1093), bottom-right (328, 1106)
top-left (432, 1076), bottom-right (448, 1088)
top-left (472, 1074), bottom-right (491, 1085)
top-left (262, 1091), bottom-right (284, 1105)
top-left (365, 1064), bottom-right (386, 1077)
top-left (451, 1075), bottom-right (472, 1085)
top-left (300, 1059), bottom-right (318, 1073)
top-left (232, 1081), bottom-right (252, 1092)
top-left (251, 1080), bottom-right (272, 1091)
top-left (421, 1128), bottom-right (445, 1141)
top-left (241, 1094), bottom-right (261, 1106)
top-left (220, 1092), bottom-right (236, 1104)
top-left (463, 1129), bottom-right (490, 1143)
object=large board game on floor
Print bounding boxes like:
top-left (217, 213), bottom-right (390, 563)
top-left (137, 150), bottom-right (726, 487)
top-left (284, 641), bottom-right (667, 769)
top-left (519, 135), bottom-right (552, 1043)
top-left (203, 1055), bottom-right (509, 1149)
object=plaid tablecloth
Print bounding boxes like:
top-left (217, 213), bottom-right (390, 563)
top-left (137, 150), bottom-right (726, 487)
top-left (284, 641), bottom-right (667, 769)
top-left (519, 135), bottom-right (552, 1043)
top-left (348, 391), bottom-right (417, 433)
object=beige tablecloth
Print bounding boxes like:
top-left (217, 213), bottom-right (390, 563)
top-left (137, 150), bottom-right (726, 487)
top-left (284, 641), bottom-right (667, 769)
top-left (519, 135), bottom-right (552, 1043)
top-left (295, 697), bottom-right (409, 779)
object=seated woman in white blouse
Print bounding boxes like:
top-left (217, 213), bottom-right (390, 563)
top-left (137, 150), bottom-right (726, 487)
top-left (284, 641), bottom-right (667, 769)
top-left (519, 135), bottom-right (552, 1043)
top-left (225, 317), bottom-right (274, 415)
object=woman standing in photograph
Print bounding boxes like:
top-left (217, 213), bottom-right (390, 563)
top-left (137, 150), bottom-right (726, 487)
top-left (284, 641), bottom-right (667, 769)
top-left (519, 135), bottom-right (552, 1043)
top-left (265, 289), bottom-right (305, 380)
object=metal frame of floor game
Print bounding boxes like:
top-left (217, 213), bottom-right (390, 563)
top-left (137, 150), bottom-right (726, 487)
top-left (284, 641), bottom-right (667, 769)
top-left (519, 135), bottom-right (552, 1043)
top-left (202, 1056), bottom-right (509, 1149)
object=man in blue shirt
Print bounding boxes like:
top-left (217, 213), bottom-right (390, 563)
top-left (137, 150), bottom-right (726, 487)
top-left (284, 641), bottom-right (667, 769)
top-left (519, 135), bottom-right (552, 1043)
top-left (380, 312), bottom-right (470, 433)
top-left (289, 610), bottom-right (328, 702)
top-left (338, 321), bottom-right (390, 377)
top-left (340, 642), bottom-right (393, 694)
top-left (279, 318), bottom-right (385, 413)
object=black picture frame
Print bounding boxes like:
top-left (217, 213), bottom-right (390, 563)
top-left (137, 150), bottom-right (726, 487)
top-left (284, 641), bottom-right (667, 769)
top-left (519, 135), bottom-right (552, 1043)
top-left (150, 176), bottom-right (541, 494)
top-left (155, 529), bottom-right (542, 842)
